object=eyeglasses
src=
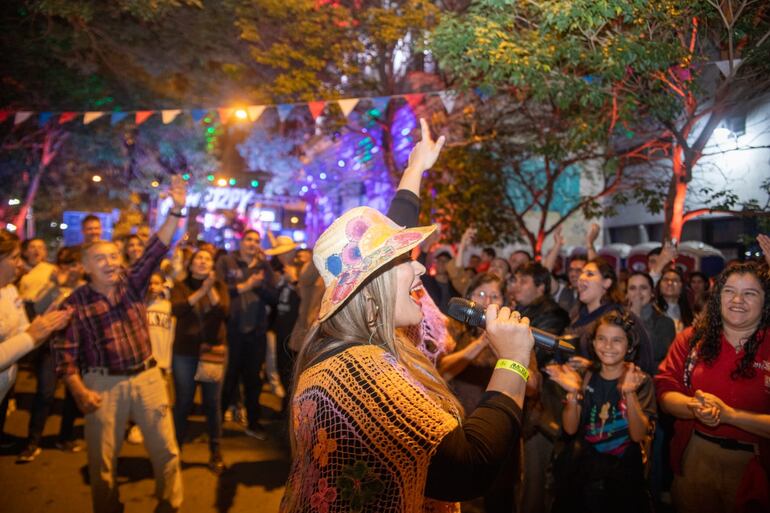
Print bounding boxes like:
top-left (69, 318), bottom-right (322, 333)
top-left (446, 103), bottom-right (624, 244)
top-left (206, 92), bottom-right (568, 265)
top-left (471, 291), bottom-right (503, 302)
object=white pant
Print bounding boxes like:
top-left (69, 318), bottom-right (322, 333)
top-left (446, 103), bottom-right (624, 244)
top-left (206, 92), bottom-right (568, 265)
top-left (83, 366), bottom-right (183, 513)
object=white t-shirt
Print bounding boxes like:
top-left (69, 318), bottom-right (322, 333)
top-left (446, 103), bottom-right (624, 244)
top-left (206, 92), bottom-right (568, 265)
top-left (0, 285), bottom-right (34, 401)
top-left (18, 262), bottom-right (56, 303)
top-left (146, 297), bottom-right (175, 370)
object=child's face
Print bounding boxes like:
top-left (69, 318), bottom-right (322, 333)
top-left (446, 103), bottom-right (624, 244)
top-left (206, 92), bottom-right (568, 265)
top-left (592, 323), bottom-right (629, 367)
top-left (149, 275), bottom-right (165, 297)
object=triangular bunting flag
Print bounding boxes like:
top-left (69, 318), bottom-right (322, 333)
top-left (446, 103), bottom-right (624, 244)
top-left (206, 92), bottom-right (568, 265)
top-left (59, 112), bottom-right (78, 124)
top-left (38, 112), bottom-right (53, 125)
top-left (83, 112), bottom-right (105, 124)
top-left (277, 104), bottom-right (293, 123)
top-left (218, 108), bottom-right (233, 123)
top-left (370, 97), bottom-right (389, 117)
top-left (135, 111), bottom-right (154, 125)
top-left (404, 93), bottom-right (425, 109)
top-left (439, 90), bottom-right (458, 114)
top-left (0, 111), bottom-right (10, 123)
top-left (110, 112), bottom-right (129, 125)
top-left (162, 109), bottom-right (181, 124)
top-left (246, 105), bottom-right (265, 122)
top-left (190, 109), bottom-right (207, 123)
top-left (307, 101), bottom-right (325, 120)
top-left (715, 59), bottom-right (742, 78)
top-left (337, 98), bottom-right (359, 118)
top-left (14, 112), bottom-right (33, 125)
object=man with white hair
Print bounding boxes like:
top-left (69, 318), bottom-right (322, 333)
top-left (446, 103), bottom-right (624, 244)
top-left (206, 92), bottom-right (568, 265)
top-left (53, 176), bottom-right (187, 513)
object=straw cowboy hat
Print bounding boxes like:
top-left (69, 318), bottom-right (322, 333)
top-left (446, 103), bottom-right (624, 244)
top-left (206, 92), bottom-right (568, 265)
top-left (264, 235), bottom-right (298, 256)
top-left (313, 206), bottom-right (437, 322)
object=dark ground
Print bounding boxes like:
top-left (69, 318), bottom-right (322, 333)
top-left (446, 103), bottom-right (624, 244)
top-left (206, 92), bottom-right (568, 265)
top-left (0, 368), bottom-right (290, 513)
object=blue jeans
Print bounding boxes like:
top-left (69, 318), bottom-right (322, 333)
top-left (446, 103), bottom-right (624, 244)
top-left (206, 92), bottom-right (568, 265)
top-left (172, 355), bottom-right (222, 455)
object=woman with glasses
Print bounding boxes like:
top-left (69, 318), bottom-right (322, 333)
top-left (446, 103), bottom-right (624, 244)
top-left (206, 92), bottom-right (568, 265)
top-left (656, 261), bottom-right (770, 513)
top-left (656, 266), bottom-right (694, 332)
top-left (437, 271), bottom-right (527, 513)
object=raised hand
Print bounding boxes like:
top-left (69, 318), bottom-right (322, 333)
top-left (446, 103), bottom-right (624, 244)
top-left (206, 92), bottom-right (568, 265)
top-left (553, 225), bottom-right (564, 247)
top-left (168, 174), bottom-right (187, 210)
top-left (407, 118), bottom-right (446, 173)
top-left (585, 223), bottom-right (600, 246)
top-left (758, 234), bottom-right (770, 266)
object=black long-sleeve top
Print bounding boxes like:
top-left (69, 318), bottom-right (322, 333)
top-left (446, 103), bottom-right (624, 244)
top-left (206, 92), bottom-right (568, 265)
top-left (170, 277), bottom-right (229, 357)
top-left (384, 187), bottom-right (523, 501)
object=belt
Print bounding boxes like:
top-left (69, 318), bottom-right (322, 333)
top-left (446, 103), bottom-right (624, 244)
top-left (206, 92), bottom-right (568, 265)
top-left (694, 430), bottom-right (757, 453)
top-left (86, 358), bottom-right (157, 376)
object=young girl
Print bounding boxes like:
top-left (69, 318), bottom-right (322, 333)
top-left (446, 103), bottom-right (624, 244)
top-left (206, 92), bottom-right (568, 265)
top-left (548, 310), bottom-right (656, 513)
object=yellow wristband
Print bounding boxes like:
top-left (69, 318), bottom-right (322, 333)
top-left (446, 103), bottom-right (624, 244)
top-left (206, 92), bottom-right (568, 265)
top-left (495, 359), bottom-right (529, 382)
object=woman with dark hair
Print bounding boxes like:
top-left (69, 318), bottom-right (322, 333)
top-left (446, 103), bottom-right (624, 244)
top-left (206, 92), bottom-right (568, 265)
top-left (688, 271), bottom-right (710, 315)
top-left (627, 271), bottom-right (677, 370)
top-left (0, 230), bottom-right (70, 442)
top-left (656, 265), bottom-right (694, 332)
top-left (548, 310), bottom-right (656, 513)
top-left (566, 259), bottom-right (655, 375)
top-left (170, 248), bottom-right (230, 474)
top-left (656, 261), bottom-right (770, 513)
top-left (123, 234), bottom-right (145, 267)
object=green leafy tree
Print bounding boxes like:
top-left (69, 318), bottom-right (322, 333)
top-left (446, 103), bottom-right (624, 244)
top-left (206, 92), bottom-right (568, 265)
top-left (432, 0), bottom-right (770, 246)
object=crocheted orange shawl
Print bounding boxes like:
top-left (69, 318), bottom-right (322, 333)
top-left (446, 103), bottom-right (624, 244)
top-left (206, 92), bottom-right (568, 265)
top-left (280, 344), bottom-right (461, 513)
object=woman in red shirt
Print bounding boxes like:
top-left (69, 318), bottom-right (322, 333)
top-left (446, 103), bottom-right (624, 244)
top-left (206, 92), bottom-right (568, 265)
top-left (656, 261), bottom-right (770, 513)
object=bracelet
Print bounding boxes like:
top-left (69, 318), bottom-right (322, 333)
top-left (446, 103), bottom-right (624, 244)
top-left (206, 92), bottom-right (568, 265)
top-left (495, 359), bottom-right (529, 382)
top-left (169, 209), bottom-right (186, 218)
top-left (563, 391), bottom-right (583, 404)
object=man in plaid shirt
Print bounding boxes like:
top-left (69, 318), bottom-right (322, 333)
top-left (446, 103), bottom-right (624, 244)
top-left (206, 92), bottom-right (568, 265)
top-left (54, 176), bottom-right (187, 513)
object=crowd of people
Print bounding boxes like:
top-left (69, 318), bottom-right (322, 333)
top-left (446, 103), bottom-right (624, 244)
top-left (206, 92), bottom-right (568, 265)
top-left (1, 120), bottom-right (769, 513)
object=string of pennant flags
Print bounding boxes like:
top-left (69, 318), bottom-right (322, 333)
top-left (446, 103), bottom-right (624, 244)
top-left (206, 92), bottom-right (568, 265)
top-left (0, 89), bottom-right (472, 128)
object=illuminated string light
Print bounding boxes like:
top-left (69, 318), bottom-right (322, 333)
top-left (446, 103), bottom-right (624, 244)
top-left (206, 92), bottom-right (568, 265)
top-left (92, 175), bottom-right (102, 183)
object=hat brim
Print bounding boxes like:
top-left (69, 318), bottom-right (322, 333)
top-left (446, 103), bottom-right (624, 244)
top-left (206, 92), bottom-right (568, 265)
top-left (317, 224), bottom-right (437, 322)
top-left (264, 243), bottom-right (298, 256)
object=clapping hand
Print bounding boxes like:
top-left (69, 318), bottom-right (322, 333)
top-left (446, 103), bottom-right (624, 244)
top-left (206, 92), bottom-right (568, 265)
top-left (688, 390), bottom-right (733, 427)
top-left (26, 308), bottom-right (73, 346)
top-left (407, 118), bottom-right (446, 173)
top-left (203, 271), bottom-right (217, 291)
top-left (620, 363), bottom-right (646, 395)
top-left (545, 363), bottom-right (582, 394)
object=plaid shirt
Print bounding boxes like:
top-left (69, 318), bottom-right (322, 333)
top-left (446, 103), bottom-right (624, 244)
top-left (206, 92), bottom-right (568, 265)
top-left (54, 236), bottom-right (168, 377)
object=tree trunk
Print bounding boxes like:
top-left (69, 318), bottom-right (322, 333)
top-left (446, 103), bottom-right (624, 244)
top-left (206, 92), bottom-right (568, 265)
top-left (664, 143), bottom-right (689, 243)
top-left (13, 129), bottom-right (61, 239)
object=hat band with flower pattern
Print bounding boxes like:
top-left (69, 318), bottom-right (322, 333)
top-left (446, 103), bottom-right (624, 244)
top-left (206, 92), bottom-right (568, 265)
top-left (312, 206), bottom-right (436, 322)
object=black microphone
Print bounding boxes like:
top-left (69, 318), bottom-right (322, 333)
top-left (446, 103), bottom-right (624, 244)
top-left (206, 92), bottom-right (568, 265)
top-left (446, 297), bottom-right (576, 356)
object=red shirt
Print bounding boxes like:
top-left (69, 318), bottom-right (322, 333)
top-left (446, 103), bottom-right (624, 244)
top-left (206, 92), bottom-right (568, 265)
top-left (656, 327), bottom-right (770, 471)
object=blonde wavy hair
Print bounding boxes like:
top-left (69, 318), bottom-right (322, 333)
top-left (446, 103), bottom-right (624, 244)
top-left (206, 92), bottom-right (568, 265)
top-left (291, 259), bottom-right (463, 452)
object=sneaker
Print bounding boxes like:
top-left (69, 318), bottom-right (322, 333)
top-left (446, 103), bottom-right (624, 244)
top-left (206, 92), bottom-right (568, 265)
top-left (126, 425), bottom-right (143, 445)
top-left (17, 445), bottom-right (42, 463)
top-left (55, 440), bottom-right (84, 453)
top-left (244, 424), bottom-right (267, 441)
top-left (208, 453), bottom-right (226, 475)
top-left (236, 406), bottom-right (248, 426)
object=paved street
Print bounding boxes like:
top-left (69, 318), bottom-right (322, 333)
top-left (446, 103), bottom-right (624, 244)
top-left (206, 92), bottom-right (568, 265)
top-left (0, 368), bottom-right (291, 513)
